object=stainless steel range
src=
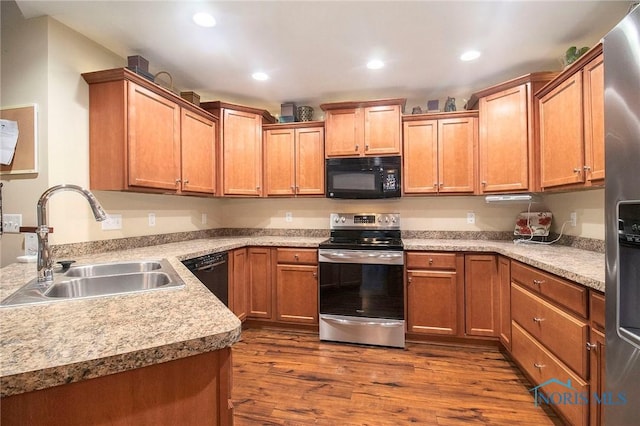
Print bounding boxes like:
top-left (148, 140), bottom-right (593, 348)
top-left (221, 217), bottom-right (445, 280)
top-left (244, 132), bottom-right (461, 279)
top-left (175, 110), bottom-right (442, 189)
top-left (318, 213), bottom-right (404, 348)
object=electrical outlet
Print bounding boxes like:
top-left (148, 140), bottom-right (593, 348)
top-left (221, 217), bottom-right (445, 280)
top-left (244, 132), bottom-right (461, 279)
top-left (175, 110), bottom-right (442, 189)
top-left (467, 212), bottom-right (475, 224)
top-left (101, 214), bottom-right (122, 230)
top-left (285, 212), bottom-right (293, 223)
top-left (148, 213), bottom-right (156, 227)
top-left (201, 213), bottom-right (207, 225)
top-left (570, 212), bottom-right (577, 227)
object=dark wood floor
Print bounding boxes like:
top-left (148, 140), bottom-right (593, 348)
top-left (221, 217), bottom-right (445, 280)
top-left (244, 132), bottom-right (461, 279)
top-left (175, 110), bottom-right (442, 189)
top-left (232, 328), bottom-right (564, 425)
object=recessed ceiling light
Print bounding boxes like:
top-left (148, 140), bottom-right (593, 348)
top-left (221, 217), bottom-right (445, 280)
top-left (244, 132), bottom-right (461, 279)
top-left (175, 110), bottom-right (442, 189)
top-left (252, 72), bottom-right (269, 81)
top-left (460, 50), bottom-right (481, 61)
top-left (366, 59), bottom-right (385, 70)
top-left (193, 12), bottom-right (216, 28)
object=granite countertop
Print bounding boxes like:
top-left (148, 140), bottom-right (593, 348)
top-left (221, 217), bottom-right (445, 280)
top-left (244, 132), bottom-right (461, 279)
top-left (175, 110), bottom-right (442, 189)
top-left (0, 235), bottom-right (603, 398)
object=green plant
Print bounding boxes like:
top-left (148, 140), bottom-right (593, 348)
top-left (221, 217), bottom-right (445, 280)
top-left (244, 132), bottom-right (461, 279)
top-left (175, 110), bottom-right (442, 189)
top-left (564, 46), bottom-right (590, 66)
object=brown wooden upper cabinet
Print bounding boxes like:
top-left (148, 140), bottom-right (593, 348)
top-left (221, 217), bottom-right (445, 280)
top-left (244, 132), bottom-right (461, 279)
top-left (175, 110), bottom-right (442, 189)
top-left (201, 101), bottom-right (276, 197)
top-left (537, 44), bottom-right (604, 190)
top-left (402, 111), bottom-right (477, 195)
top-left (320, 98), bottom-right (405, 157)
top-left (471, 72), bottom-right (557, 194)
top-left (263, 122), bottom-right (325, 196)
top-left (82, 68), bottom-right (218, 195)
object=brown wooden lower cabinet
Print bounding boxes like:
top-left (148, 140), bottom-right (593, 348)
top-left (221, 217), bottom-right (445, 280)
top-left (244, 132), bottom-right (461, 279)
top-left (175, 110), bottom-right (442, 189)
top-left (464, 254), bottom-right (499, 337)
top-left (588, 328), bottom-right (605, 426)
top-left (247, 247), bottom-right (275, 319)
top-left (497, 256), bottom-right (512, 350)
top-left (1, 349), bottom-right (233, 426)
top-left (276, 248), bottom-right (318, 324)
top-left (229, 248), bottom-right (248, 321)
top-left (512, 321), bottom-right (589, 426)
top-left (406, 252), bottom-right (464, 336)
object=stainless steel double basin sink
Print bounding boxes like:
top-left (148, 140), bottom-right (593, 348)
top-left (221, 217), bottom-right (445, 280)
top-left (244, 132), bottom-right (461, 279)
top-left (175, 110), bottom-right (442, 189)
top-left (1, 259), bottom-right (185, 307)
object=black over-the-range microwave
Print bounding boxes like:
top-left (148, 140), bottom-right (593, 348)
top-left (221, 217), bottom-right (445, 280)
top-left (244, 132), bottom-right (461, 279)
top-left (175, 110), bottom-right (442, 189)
top-left (325, 156), bottom-right (401, 199)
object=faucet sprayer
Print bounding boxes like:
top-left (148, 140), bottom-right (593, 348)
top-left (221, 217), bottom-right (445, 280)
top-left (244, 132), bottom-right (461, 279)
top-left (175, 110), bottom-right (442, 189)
top-left (36, 184), bottom-right (107, 283)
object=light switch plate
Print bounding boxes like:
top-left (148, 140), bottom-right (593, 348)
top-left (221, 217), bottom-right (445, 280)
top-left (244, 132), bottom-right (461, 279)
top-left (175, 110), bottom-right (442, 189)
top-left (148, 213), bottom-right (156, 227)
top-left (2, 214), bottom-right (22, 233)
top-left (285, 212), bottom-right (293, 223)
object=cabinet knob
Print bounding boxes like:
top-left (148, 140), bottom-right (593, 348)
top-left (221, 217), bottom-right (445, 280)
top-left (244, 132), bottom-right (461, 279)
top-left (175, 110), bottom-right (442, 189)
top-left (532, 279), bottom-right (545, 286)
top-left (365, 144), bottom-right (369, 151)
top-left (586, 342), bottom-right (597, 351)
top-left (291, 185), bottom-right (295, 193)
top-left (428, 258), bottom-right (434, 265)
top-left (533, 317), bottom-right (545, 323)
top-left (294, 254), bottom-right (299, 260)
top-left (534, 363), bottom-right (546, 369)
top-left (573, 168), bottom-right (582, 173)
top-left (175, 179), bottom-right (181, 184)
top-left (312, 272), bottom-right (317, 278)
top-left (355, 144), bottom-right (359, 151)
top-left (481, 181), bottom-right (487, 186)
top-left (408, 276), bottom-right (412, 283)
top-left (183, 179), bottom-right (189, 184)
top-left (583, 165), bottom-right (592, 171)
top-left (256, 185), bottom-right (261, 190)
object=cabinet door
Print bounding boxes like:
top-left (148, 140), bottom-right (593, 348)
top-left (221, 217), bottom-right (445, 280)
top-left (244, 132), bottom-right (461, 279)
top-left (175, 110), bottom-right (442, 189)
top-left (324, 108), bottom-right (361, 157)
top-left (276, 264), bottom-right (318, 324)
top-left (264, 128), bottom-right (296, 196)
top-left (364, 104), bottom-right (401, 155)
top-left (127, 82), bottom-right (180, 190)
top-left (407, 270), bottom-right (460, 335)
top-left (229, 248), bottom-right (248, 321)
top-left (539, 73), bottom-right (585, 188)
top-left (247, 248), bottom-right (273, 319)
top-left (479, 85), bottom-right (530, 193)
top-left (438, 117), bottom-right (477, 194)
top-left (589, 328), bottom-right (606, 426)
top-left (498, 256), bottom-right (512, 351)
top-left (403, 120), bottom-right (438, 194)
top-left (295, 127), bottom-right (325, 195)
top-left (465, 255), bottom-right (498, 337)
top-left (583, 53), bottom-right (605, 184)
top-left (180, 109), bottom-right (216, 194)
top-left (222, 109), bottom-right (263, 195)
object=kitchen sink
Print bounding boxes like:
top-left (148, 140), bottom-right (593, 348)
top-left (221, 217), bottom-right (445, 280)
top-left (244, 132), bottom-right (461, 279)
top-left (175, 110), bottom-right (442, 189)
top-left (63, 260), bottom-right (162, 277)
top-left (0, 259), bottom-right (184, 307)
top-left (45, 272), bottom-right (172, 298)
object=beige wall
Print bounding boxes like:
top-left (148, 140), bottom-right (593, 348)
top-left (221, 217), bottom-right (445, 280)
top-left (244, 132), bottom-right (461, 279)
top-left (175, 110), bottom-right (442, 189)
top-left (0, 2), bottom-right (605, 267)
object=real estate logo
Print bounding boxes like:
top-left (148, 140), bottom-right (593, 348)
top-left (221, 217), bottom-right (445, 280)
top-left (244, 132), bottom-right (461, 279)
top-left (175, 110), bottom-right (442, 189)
top-left (529, 378), bottom-right (627, 407)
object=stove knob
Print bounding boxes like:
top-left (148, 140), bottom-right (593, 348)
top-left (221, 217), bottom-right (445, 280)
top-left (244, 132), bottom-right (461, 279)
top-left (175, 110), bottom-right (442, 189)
top-left (384, 217), bottom-right (390, 223)
top-left (333, 216), bottom-right (340, 223)
top-left (341, 216), bottom-right (346, 223)
top-left (390, 216), bottom-right (397, 223)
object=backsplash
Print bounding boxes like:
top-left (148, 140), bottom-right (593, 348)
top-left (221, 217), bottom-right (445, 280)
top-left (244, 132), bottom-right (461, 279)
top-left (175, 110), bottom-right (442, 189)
top-left (50, 228), bottom-right (604, 259)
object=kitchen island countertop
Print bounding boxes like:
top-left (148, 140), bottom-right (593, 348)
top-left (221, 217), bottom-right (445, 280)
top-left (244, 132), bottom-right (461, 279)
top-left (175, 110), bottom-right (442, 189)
top-left (0, 235), bottom-right (603, 397)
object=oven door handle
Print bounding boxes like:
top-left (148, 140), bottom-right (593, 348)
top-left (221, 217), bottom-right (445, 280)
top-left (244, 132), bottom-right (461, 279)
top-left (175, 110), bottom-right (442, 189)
top-left (319, 251), bottom-right (403, 262)
top-left (323, 317), bottom-right (404, 328)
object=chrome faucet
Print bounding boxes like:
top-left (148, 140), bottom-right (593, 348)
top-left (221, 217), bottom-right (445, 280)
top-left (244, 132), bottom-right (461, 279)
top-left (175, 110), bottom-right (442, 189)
top-left (36, 184), bottom-right (108, 283)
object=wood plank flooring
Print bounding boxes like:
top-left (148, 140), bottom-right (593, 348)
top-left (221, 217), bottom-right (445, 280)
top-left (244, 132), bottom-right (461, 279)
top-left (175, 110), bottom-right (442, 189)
top-left (232, 328), bottom-right (564, 425)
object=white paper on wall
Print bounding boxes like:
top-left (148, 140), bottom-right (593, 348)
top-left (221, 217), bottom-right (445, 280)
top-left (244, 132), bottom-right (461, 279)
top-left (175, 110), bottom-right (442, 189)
top-left (0, 119), bottom-right (20, 165)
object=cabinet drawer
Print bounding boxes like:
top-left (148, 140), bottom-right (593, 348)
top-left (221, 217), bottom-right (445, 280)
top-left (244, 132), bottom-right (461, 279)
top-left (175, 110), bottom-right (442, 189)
top-left (276, 248), bottom-right (317, 265)
top-left (511, 261), bottom-right (587, 317)
top-left (512, 322), bottom-right (589, 426)
top-left (590, 291), bottom-right (605, 331)
top-left (406, 252), bottom-right (457, 270)
top-left (512, 283), bottom-right (588, 378)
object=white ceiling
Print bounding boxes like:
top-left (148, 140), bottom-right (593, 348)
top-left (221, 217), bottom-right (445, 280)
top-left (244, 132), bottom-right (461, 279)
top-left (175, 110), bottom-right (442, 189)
top-left (15, 0), bottom-right (635, 115)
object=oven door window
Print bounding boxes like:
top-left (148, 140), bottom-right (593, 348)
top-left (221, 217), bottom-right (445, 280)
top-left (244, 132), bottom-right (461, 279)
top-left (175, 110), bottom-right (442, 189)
top-left (319, 262), bottom-right (404, 319)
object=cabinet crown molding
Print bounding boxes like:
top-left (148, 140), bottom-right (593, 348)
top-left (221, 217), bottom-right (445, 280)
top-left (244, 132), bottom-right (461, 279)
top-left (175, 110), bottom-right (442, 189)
top-left (320, 98), bottom-right (407, 112)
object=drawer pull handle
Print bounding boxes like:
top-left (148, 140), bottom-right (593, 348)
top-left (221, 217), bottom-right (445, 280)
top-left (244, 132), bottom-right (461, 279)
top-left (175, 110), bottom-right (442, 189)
top-left (534, 363), bottom-right (546, 369)
top-left (532, 279), bottom-right (545, 286)
top-left (294, 254), bottom-right (299, 260)
top-left (533, 317), bottom-right (545, 323)
top-left (428, 258), bottom-right (434, 265)
top-left (586, 342), bottom-right (597, 351)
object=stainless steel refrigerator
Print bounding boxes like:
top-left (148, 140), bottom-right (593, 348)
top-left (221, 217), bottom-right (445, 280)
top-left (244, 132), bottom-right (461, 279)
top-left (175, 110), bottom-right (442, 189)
top-left (604, 4), bottom-right (640, 424)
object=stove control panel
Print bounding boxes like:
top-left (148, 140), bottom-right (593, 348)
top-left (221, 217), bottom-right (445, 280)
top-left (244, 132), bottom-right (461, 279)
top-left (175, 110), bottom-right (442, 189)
top-left (330, 213), bottom-right (400, 229)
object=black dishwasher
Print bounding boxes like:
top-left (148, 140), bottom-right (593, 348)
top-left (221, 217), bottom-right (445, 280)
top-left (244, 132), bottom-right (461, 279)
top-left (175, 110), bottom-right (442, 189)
top-left (182, 252), bottom-right (229, 306)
